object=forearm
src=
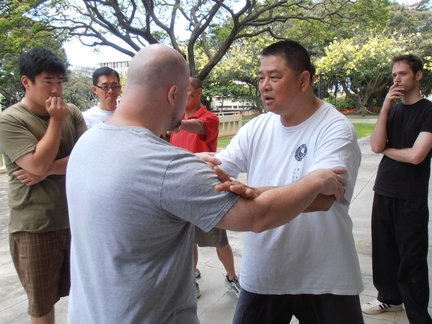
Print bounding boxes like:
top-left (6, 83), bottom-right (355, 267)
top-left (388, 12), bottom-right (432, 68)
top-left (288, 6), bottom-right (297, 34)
top-left (181, 119), bottom-right (206, 135)
top-left (303, 194), bottom-right (335, 212)
top-left (217, 174), bottom-right (323, 232)
top-left (370, 108), bottom-right (389, 153)
top-left (382, 132), bottom-right (432, 165)
top-left (384, 147), bottom-right (422, 165)
top-left (47, 156), bottom-right (69, 175)
top-left (16, 118), bottom-right (64, 175)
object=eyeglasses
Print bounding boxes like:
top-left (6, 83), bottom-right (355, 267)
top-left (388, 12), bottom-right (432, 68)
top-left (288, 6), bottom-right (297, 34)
top-left (94, 84), bottom-right (121, 91)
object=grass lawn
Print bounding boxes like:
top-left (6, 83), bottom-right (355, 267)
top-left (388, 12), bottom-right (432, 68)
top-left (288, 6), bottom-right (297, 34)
top-left (352, 122), bottom-right (376, 139)
top-left (217, 120), bottom-right (376, 148)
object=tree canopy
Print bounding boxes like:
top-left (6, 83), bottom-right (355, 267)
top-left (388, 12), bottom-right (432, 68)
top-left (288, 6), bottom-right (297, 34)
top-left (0, 0), bottom-right (67, 110)
top-left (37, 0), bottom-right (389, 81)
top-left (2, 0), bottom-right (431, 113)
top-left (317, 30), bottom-right (415, 115)
top-left (317, 1), bottom-right (432, 115)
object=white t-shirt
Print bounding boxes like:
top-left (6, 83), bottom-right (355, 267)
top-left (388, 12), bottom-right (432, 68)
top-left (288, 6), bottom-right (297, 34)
top-left (82, 106), bottom-right (115, 128)
top-left (217, 102), bottom-right (363, 295)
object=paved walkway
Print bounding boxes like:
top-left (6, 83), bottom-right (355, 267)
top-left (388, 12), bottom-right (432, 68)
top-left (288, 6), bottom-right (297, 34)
top-left (0, 136), bottom-right (431, 323)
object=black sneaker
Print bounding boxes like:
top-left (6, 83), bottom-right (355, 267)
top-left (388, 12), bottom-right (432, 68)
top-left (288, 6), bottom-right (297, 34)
top-left (196, 282), bottom-right (201, 299)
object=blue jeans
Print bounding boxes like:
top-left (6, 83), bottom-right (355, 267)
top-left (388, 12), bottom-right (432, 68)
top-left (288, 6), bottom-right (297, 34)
top-left (233, 289), bottom-right (364, 324)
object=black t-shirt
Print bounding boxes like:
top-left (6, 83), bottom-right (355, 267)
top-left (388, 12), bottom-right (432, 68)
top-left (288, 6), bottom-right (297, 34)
top-left (374, 99), bottom-right (432, 202)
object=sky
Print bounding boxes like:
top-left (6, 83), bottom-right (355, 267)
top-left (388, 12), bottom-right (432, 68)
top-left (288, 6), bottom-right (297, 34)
top-left (64, 40), bottom-right (132, 68)
top-left (64, 0), bottom-right (421, 69)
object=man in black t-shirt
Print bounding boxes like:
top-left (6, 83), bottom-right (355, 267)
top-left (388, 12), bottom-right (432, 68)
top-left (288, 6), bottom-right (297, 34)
top-left (362, 54), bottom-right (432, 324)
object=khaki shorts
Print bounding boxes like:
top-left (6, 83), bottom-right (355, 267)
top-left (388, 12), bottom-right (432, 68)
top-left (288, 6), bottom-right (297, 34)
top-left (195, 226), bottom-right (229, 247)
top-left (9, 229), bottom-right (71, 317)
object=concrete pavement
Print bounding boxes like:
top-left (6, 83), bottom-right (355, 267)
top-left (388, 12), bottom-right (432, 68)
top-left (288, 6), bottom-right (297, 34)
top-left (0, 135), bottom-right (431, 323)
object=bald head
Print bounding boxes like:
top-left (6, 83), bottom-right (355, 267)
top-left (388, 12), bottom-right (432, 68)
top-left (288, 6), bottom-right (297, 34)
top-left (111, 44), bottom-right (190, 134)
top-left (126, 44), bottom-right (189, 95)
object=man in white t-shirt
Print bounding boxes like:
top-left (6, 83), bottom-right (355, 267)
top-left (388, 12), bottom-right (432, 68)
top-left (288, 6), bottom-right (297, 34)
top-left (66, 44), bottom-right (347, 324)
top-left (215, 40), bottom-right (364, 323)
top-left (82, 67), bottom-right (122, 128)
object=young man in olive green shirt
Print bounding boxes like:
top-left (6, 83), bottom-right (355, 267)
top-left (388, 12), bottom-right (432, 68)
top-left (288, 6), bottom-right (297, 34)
top-left (0, 48), bottom-right (86, 324)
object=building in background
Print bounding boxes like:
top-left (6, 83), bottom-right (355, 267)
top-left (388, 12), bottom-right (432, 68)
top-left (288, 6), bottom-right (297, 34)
top-left (98, 60), bottom-right (130, 80)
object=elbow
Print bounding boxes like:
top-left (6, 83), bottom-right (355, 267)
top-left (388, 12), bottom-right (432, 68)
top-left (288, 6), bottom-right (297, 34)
top-left (371, 144), bottom-right (384, 154)
top-left (250, 223), bottom-right (268, 233)
top-left (370, 136), bottom-right (386, 154)
top-left (320, 205), bottom-right (331, 212)
top-left (249, 215), bottom-right (272, 233)
top-left (410, 155), bottom-right (425, 165)
top-left (371, 147), bottom-right (383, 154)
top-left (249, 214), bottom-right (289, 233)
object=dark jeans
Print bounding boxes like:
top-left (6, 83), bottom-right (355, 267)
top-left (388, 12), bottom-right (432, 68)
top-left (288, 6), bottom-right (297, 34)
top-left (233, 289), bottom-right (364, 324)
top-left (372, 193), bottom-right (432, 324)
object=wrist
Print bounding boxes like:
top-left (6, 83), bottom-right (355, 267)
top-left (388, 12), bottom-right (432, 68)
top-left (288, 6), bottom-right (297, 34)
top-left (49, 116), bottom-right (66, 123)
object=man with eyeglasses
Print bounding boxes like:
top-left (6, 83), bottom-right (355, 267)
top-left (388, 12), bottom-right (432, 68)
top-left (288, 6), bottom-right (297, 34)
top-left (83, 67), bottom-right (122, 128)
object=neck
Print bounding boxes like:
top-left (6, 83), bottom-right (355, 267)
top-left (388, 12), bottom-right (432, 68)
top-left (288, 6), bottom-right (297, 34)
top-left (280, 95), bottom-right (323, 127)
top-left (98, 102), bottom-right (117, 111)
top-left (185, 105), bottom-right (201, 119)
top-left (402, 90), bottom-right (423, 105)
top-left (21, 98), bottom-right (48, 116)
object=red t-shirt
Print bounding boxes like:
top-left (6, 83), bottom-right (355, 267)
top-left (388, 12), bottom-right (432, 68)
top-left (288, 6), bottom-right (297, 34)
top-left (170, 106), bottom-right (219, 153)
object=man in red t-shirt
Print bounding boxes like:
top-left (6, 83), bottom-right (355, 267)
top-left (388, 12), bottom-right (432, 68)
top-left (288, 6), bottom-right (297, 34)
top-left (170, 76), bottom-right (241, 298)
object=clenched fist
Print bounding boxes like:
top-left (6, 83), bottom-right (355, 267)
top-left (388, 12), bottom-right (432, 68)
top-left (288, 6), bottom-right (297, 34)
top-left (46, 96), bottom-right (70, 121)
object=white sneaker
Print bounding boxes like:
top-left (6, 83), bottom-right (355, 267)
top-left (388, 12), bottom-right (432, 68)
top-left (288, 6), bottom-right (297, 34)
top-left (362, 299), bottom-right (403, 314)
top-left (225, 275), bottom-right (241, 298)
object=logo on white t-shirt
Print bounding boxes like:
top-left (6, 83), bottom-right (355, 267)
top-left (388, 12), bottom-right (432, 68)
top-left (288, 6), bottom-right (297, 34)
top-left (295, 144), bottom-right (307, 161)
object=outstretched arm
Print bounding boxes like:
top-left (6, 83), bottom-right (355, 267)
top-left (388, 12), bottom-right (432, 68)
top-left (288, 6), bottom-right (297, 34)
top-left (216, 167), bottom-right (346, 233)
top-left (171, 119), bottom-right (206, 135)
top-left (214, 166), bottom-right (339, 208)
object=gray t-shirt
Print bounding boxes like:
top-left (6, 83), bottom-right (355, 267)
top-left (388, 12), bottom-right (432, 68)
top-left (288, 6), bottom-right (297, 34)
top-left (66, 124), bottom-right (239, 323)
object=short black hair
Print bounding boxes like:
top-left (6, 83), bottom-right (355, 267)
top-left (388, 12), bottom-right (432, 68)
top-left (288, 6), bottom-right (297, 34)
top-left (190, 75), bottom-right (202, 90)
top-left (92, 67), bottom-right (120, 85)
top-left (19, 48), bottom-right (66, 83)
top-left (392, 54), bottom-right (423, 76)
top-left (261, 40), bottom-right (314, 80)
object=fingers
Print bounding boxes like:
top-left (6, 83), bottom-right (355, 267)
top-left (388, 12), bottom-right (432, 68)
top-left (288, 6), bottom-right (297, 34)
top-left (310, 168), bottom-right (347, 199)
top-left (333, 181), bottom-right (345, 202)
top-left (195, 152), bottom-right (222, 165)
top-left (213, 166), bottom-right (231, 182)
top-left (386, 83), bottom-right (404, 100)
top-left (13, 169), bottom-right (35, 186)
top-left (170, 126), bottom-right (181, 133)
top-left (327, 167), bottom-right (347, 187)
top-left (46, 97), bottom-right (70, 121)
top-left (336, 173), bottom-right (347, 186)
top-left (215, 182), bottom-right (259, 199)
top-left (329, 166), bottom-right (346, 174)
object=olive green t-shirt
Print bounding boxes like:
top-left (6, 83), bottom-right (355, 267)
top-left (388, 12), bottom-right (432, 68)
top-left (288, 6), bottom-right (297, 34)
top-left (0, 102), bottom-right (87, 233)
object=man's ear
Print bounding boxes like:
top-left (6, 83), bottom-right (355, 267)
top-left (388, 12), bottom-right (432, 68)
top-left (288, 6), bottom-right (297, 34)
top-left (91, 85), bottom-right (98, 95)
top-left (299, 70), bottom-right (311, 92)
top-left (21, 75), bottom-right (30, 91)
top-left (167, 85), bottom-right (177, 106)
top-left (416, 70), bottom-right (423, 82)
